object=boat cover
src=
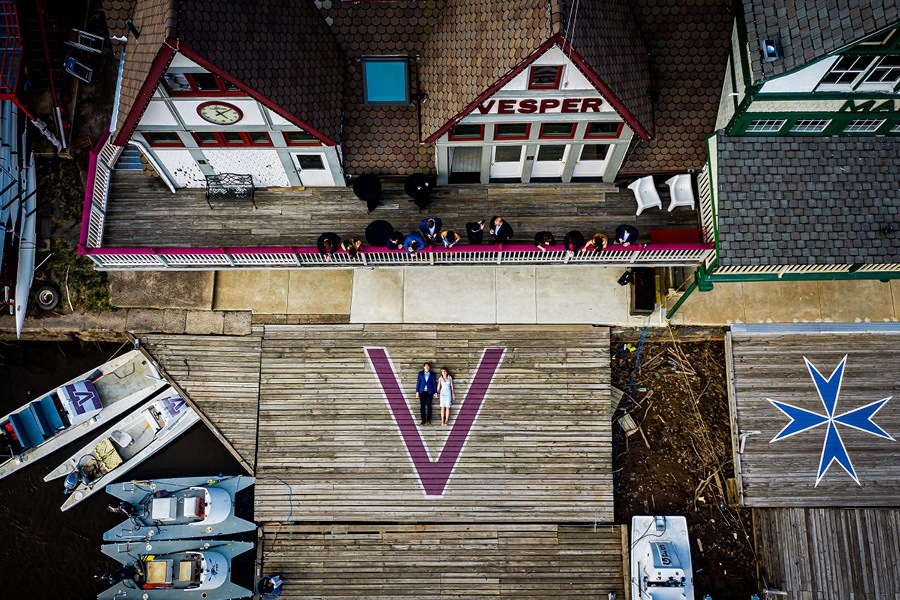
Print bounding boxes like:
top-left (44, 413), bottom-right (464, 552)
top-left (60, 380), bottom-right (102, 425)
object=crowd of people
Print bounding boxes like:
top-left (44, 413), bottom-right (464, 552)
top-left (316, 216), bottom-right (640, 260)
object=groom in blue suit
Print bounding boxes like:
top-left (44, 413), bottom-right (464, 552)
top-left (416, 362), bottom-right (437, 425)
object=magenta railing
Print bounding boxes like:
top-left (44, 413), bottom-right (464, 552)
top-left (78, 130), bottom-right (110, 251)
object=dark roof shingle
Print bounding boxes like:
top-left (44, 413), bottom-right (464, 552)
top-left (716, 133), bottom-right (900, 267)
top-left (743, 0), bottom-right (900, 83)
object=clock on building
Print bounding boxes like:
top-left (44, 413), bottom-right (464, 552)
top-left (197, 101), bottom-right (243, 125)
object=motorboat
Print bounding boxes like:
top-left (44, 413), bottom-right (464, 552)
top-left (97, 539), bottom-right (253, 599)
top-left (630, 515), bottom-right (694, 600)
top-left (103, 475), bottom-right (256, 542)
top-left (0, 349), bottom-right (167, 480)
top-left (44, 389), bottom-right (200, 511)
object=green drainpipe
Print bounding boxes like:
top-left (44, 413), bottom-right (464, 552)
top-left (665, 261), bottom-right (717, 320)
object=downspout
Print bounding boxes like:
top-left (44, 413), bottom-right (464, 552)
top-left (128, 139), bottom-right (176, 193)
top-left (109, 42), bottom-right (127, 135)
top-left (665, 260), bottom-right (717, 320)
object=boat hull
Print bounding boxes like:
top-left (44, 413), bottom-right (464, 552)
top-left (98, 540), bottom-right (254, 600)
top-left (0, 350), bottom-right (165, 481)
top-left (103, 475), bottom-right (256, 541)
top-left (43, 390), bottom-right (201, 511)
top-left (14, 151), bottom-right (35, 338)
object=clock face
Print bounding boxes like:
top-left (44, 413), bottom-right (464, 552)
top-left (197, 102), bottom-right (243, 125)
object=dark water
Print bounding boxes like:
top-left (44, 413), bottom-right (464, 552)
top-left (0, 342), bottom-right (250, 600)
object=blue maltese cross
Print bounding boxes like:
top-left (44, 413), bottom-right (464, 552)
top-left (768, 355), bottom-right (894, 486)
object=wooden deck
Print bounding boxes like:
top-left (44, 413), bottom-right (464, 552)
top-left (142, 328), bottom-right (264, 473)
top-left (253, 324), bottom-right (613, 523)
top-left (103, 172), bottom-right (699, 247)
top-left (259, 523), bottom-right (628, 599)
top-left (728, 328), bottom-right (900, 507)
top-left (754, 508), bottom-right (900, 599)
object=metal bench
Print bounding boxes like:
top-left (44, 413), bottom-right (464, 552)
top-left (205, 173), bottom-right (256, 209)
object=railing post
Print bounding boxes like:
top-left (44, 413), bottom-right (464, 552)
top-left (223, 251), bottom-right (236, 267)
top-left (155, 253), bottom-right (169, 267)
top-left (361, 253), bottom-right (368, 267)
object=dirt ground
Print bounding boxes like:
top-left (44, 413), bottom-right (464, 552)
top-left (611, 331), bottom-right (757, 598)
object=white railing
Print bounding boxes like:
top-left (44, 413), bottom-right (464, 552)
top-left (84, 245), bottom-right (716, 270)
top-left (83, 137), bottom-right (123, 249)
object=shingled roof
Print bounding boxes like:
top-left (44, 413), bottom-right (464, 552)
top-left (108, 0), bottom-right (343, 145)
top-left (715, 133), bottom-right (900, 267)
top-left (419, 0), bottom-right (653, 141)
top-left (742, 0), bottom-right (900, 84)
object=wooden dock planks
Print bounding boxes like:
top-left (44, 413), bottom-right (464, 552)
top-left (103, 172), bottom-right (699, 248)
top-left (142, 328), bottom-right (264, 473)
top-left (729, 332), bottom-right (900, 507)
top-left (754, 507), bottom-right (900, 599)
top-left (253, 324), bottom-right (614, 523)
top-left (259, 523), bottom-right (627, 599)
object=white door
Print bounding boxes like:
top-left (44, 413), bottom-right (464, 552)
top-left (490, 145), bottom-right (525, 179)
top-left (572, 143), bottom-right (612, 178)
top-left (531, 144), bottom-right (569, 178)
top-left (292, 153), bottom-right (333, 186)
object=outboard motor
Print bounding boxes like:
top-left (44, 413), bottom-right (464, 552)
top-left (96, 563), bottom-right (139, 586)
top-left (63, 467), bottom-right (90, 494)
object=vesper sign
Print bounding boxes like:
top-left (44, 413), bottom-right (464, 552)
top-left (476, 97), bottom-right (606, 114)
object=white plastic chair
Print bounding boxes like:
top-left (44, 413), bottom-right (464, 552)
top-left (627, 176), bottom-right (662, 216)
top-left (665, 174), bottom-right (696, 212)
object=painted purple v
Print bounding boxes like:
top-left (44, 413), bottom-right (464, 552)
top-left (365, 347), bottom-right (505, 496)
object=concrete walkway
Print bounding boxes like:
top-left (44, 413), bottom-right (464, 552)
top-left (214, 268), bottom-right (900, 326)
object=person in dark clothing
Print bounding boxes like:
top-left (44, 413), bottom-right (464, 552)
top-left (489, 216), bottom-right (514, 243)
top-left (533, 231), bottom-right (556, 251)
top-left (317, 232), bottom-right (341, 262)
top-left (416, 362), bottom-right (438, 425)
top-left (419, 217), bottom-right (443, 244)
top-left (386, 231), bottom-right (404, 250)
top-left (404, 231), bottom-right (426, 253)
top-left (466, 220), bottom-right (486, 244)
top-left (615, 224), bottom-right (639, 246)
top-left (563, 230), bottom-right (585, 256)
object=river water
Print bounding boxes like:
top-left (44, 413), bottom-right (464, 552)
top-left (0, 341), bottom-right (251, 599)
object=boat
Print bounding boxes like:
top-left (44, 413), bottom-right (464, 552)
top-left (0, 349), bottom-right (167, 481)
top-left (97, 539), bottom-right (254, 599)
top-left (14, 150), bottom-right (36, 338)
top-left (44, 389), bottom-right (200, 511)
top-left (0, 100), bottom-right (21, 296)
top-left (103, 475), bottom-right (256, 542)
top-left (630, 515), bottom-right (694, 599)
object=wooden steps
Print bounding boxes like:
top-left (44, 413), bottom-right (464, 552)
top-left (259, 523), bottom-right (628, 599)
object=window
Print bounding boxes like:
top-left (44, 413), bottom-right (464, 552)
top-left (536, 145), bottom-right (566, 161)
top-left (843, 119), bottom-right (885, 133)
top-left (283, 130), bottom-right (320, 146)
top-left (745, 119), bottom-right (786, 133)
top-left (448, 124), bottom-right (484, 141)
top-left (192, 132), bottom-right (272, 147)
top-left (142, 131), bottom-right (184, 147)
top-left (859, 29), bottom-right (897, 46)
top-left (494, 123), bottom-right (530, 140)
top-left (539, 123), bottom-right (576, 139)
top-left (820, 56), bottom-right (875, 87)
top-left (579, 144), bottom-right (610, 161)
top-left (892, 122), bottom-right (900, 133)
top-left (296, 155), bottom-right (325, 170)
top-left (362, 59), bottom-right (409, 104)
top-left (585, 122), bottom-right (622, 138)
top-left (493, 146), bottom-right (523, 162)
top-left (528, 65), bottom-right (563, 89)
top-left (161, 72), bottom-right (242, 96)
top-left (862, 56), bottom-right (900, 87)
top-left (790, 119), bottom-right (831, 133)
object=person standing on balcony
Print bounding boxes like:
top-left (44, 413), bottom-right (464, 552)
top-left (441, 230), bottom-right (461, 248)
top-left (317, 232), bottom-right (341, 262)
top-left (490, 216), bottom-right (514, 243)
top-left (615, 224), bottom-right (639, 247)
top-left (416, 362), bottom-right (437, 425)
top-left (404, 231), bottom-right (426, 253)
top-left (386, 230), bottom-right (404, 250)
top-left (563, 230), bottom-right (585, 256)
top-left (342, 237), bottom-right (363, 258)
top-left (466, 219), bottom-right (486, 244)
top-left (581, 233), bottom-right (608, 252)
top-left (534, 231), bottom-right (556, 252)
top-left (419, 217), bottom-right (443, 245)
top-left (437, 367), bottom-right (455, 426)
